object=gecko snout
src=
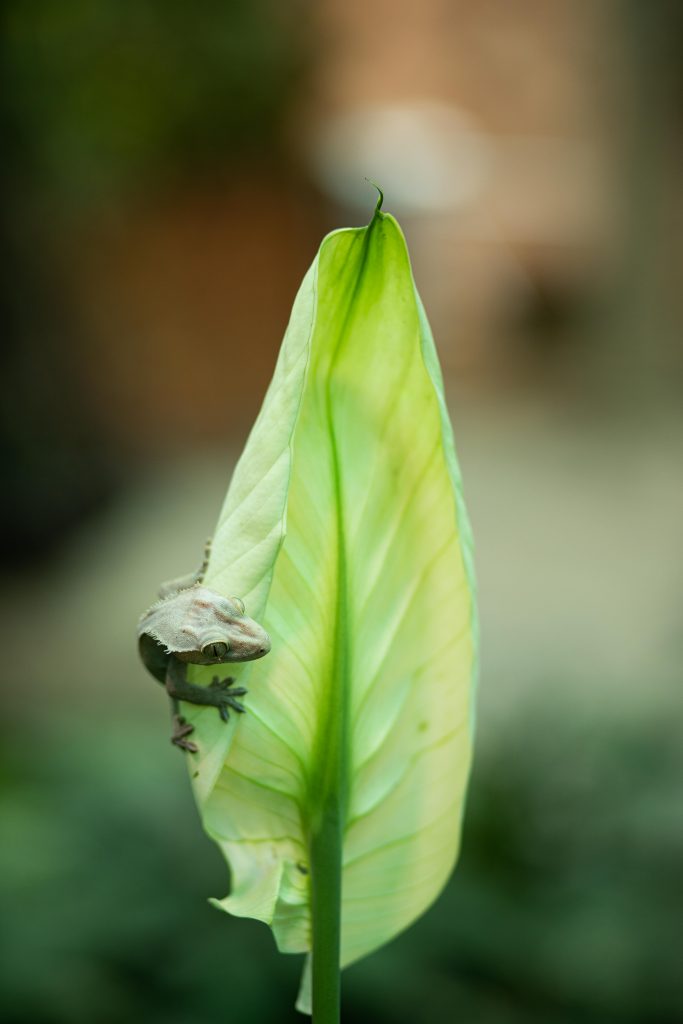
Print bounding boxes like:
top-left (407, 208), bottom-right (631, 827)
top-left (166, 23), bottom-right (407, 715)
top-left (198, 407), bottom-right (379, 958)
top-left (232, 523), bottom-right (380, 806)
top-left (255, 634), bottom-right (271, 658)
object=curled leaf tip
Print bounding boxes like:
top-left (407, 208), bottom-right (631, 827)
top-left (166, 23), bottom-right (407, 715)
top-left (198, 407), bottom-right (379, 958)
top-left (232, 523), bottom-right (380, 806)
top-left (364, 178), bottom-right (384, 216)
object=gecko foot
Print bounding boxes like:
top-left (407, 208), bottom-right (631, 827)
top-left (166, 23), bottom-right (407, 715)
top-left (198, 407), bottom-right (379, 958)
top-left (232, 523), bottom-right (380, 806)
top-left (171, 714), bottom-right (199, 753)
top-left (209, 676), bottom-right (248, 722)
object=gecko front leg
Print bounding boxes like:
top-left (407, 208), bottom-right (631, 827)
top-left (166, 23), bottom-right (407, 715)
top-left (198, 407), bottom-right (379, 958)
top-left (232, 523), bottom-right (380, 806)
top-left (165, 657), bottom-right (248, 736)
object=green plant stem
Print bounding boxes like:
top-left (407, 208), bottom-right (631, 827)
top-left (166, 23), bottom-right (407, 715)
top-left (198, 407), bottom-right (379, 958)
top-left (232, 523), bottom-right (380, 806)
top-left (308, 218), bottom-right (375, 1021)
top-left (310, 804), bottom-right (342, 1022)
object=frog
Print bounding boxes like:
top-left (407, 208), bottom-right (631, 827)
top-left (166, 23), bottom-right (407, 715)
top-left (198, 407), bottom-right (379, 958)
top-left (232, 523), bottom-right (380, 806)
top-left (137, 542), bottom-right (271, 753)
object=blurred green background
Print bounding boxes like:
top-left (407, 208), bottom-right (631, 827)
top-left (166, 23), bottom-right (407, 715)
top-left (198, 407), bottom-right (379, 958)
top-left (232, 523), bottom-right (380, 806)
top-left (2, 2), bottom-right (682, 1022)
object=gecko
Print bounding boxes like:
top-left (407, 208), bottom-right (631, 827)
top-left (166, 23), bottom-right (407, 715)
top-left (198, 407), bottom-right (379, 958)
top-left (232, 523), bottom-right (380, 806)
top-left (137, 542), bottom-right (271, 753)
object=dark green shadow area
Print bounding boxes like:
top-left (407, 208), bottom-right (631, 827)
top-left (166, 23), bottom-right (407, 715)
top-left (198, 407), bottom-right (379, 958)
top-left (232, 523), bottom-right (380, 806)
top-left (1, 700), bottom-right (680, 1023)
top-left (0, 716), bottom-right (303, 1024)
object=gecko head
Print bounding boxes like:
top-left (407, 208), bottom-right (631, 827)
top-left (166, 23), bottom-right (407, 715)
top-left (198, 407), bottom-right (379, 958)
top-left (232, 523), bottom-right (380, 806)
top-left (197, 594), bottom-right (271, 664)
top-left (160, 587), bottom-right (271, 665)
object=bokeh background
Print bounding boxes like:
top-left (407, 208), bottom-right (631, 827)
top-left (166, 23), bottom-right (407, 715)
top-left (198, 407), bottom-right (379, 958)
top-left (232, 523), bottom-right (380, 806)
top-left (2, 2), bottom-right (682, 1022)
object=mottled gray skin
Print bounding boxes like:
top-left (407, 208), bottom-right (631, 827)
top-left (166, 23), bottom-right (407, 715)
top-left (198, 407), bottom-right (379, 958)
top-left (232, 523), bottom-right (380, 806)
top-left (137, 550), bottom-right (270, 752)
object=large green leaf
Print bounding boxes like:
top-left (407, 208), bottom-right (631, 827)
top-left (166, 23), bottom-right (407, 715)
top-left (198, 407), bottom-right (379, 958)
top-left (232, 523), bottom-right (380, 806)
top-left (182, 202), bottom-right (477, 1000)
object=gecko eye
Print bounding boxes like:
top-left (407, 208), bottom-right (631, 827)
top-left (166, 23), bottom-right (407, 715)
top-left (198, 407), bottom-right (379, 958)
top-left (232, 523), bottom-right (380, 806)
top-left (231, 597), bottom-right (246, 615)
top-left (202, 641), bottom-right (229, 659)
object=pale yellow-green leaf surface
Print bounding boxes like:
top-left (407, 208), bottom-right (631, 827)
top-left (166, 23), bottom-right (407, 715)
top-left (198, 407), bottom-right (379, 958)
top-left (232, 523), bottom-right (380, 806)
top-left (182, 205), bottom-right (477, 984)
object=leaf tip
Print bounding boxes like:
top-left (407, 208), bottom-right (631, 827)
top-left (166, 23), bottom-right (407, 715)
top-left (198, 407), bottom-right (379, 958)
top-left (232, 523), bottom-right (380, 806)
top-left (364, 177), bottom-right (384, 217)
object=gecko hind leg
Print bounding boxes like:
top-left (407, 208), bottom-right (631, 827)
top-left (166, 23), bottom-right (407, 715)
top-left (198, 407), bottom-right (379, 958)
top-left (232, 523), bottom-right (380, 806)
top-left (196, 536), bottom-right (212, 585)
top-left (169, 697), bottom-right (199, 754)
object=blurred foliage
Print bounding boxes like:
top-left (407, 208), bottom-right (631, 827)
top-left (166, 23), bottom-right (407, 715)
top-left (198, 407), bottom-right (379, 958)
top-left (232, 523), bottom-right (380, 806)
top-left (1, 702), bottom-right (680, 1023)
top-left (3, 0), bottom-right (310, 198)
top-left (0, 230), bottom-right (118, 570)
top-left (0, 0), bottom-right (312, 565)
